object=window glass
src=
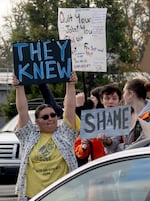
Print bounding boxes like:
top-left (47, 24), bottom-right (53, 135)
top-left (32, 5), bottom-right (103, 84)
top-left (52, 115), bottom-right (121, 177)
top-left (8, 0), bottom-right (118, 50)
top-left (40, 157), bottom-right (150, 201)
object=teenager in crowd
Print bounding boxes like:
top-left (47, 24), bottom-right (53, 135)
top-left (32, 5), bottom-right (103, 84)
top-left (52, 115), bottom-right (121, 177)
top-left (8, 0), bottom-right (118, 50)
top-left (99, 84), bottom-right (124, 154)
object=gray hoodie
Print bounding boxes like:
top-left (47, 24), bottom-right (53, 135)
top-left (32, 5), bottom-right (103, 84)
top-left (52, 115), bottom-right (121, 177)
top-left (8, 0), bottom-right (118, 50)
top-left (125, 99), bottom-right (150, 146)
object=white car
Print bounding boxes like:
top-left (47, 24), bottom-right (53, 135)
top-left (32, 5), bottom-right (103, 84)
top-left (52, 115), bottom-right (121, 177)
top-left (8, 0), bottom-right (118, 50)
top-left (1, 110), bottom-right (35, 132)
top-left (0, 110), bottom-right (35, 178)
top-left (30, 146), bottom-right (150, 201)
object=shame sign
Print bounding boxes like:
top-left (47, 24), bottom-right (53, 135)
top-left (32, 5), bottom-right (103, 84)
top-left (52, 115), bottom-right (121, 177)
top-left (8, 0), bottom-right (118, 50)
top-left (13, 39), bottom-right (72, 85)
top-left (80, 105), bottom-right (131, 139)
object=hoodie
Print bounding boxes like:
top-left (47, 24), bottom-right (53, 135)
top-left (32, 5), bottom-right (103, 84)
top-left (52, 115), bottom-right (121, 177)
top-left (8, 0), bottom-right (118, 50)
top-left (125, 99), bottom-right (150, 145)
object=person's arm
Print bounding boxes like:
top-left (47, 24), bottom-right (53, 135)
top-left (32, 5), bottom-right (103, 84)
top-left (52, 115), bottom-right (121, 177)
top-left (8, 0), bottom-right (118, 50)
top-left (38, 83), bottom-right (63, 117)
top-left (13, 76), bottom-right (29, 129)
top-left (75, 92), bottom-right (85, 118)
top-left (64, 71), bottom-right (77, 127)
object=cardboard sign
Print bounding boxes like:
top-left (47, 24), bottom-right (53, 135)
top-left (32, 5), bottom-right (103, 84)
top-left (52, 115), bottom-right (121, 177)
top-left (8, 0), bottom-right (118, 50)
top-left (58, 8), bottom-right (107, 72)
top-left (13, 39), bottom-right (72, 85)
top-left (80, 105), bottom-right (131, 139)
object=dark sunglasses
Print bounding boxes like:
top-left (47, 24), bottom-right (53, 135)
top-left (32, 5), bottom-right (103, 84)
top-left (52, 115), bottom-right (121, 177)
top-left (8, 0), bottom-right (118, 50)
top-left (39, 113), bottom-right (57, 120)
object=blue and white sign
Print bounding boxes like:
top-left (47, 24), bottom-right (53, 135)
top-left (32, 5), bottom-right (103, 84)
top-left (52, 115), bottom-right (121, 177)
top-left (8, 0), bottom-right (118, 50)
top-left (13, 39), bottom-right (72, 85)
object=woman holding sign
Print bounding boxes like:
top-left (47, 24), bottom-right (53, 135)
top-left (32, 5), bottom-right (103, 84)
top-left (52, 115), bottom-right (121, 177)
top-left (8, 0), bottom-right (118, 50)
top-left (12, 71), bottom-right (80, 201)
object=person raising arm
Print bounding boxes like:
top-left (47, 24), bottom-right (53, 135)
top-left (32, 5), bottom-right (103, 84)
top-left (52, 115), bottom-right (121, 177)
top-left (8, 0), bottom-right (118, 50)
top-left (14, 79), bottom-right (29, 129)
top-left (12, 71), bottom-right (79, 201)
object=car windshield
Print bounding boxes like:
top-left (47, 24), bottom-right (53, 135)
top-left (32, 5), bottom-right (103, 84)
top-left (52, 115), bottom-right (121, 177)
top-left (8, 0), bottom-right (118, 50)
top-left (38, 156), bottom-right (150, 201)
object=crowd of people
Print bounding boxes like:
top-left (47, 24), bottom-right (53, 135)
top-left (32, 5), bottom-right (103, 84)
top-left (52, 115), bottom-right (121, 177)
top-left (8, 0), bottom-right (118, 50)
top-left (12, 72), bottom-right (150, 201)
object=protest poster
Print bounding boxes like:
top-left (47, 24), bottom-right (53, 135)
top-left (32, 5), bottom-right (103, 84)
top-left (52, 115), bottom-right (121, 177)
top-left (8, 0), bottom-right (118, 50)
top-left (80, 105), bottom-right (131, 139)
top-left (13, 39), bottom-right (72, 85)
top-left (58, 8), bottom-right (107, 72)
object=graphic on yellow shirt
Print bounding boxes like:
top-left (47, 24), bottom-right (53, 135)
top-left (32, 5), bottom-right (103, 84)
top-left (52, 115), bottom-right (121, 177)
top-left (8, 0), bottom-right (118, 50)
top-left (26, 133), bottom-right (69, 198)
top-left (35, 142), bottom-right (54, 161)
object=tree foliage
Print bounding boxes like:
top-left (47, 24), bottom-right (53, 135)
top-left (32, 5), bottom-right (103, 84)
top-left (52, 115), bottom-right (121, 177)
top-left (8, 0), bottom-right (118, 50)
top-left (0, 37), bottom-right (12, 71)
top-left (4, 2), bottom-right (29, 42)
top-left (24, 0), bottom-right (60, 40)
top-left (95, 0), bottom-right (132, 62)
top-left (0, 0), bottom-right (150, 120)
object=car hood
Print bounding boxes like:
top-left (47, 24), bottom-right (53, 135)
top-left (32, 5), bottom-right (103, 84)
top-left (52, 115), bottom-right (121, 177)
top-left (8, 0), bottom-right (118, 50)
top-left (0, 132), bottom-right (19, 143)
top-left (30, 146), bottom-right (150, 201)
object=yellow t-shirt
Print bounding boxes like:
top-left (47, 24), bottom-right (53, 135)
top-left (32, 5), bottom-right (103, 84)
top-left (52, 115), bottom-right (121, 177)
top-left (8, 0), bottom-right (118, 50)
top-left (26, 133), bottom-right (69, 198)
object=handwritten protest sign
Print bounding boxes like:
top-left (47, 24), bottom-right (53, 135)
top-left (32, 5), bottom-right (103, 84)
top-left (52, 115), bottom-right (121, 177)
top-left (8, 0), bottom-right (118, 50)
top-left (13, 39), bottom-right (72, 85)
top-left (80, 105), bottom-right (131, 139)
top-left (58, 8), bottom-right (107, 72)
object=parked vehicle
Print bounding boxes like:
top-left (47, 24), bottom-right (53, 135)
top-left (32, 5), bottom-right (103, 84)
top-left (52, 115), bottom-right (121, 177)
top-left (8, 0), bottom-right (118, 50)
top-left (0, 110), bottom-right (35, 180)
top-left (0, 110), bottom-right (35, 133)
top-left (30, 146), bottom-right (150, 201)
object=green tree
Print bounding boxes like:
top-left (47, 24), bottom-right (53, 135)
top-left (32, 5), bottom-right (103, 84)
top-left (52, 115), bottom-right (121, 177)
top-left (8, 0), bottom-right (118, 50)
top-left (24, 0), bottom-right (59, 40)
top-left (0, 37), bottom-right (12, 71)
top-left (0, 2), bottom-right (29, 73)
top-left (24, 0), bottom-right (89, 40)
top-left (94, 0), bottom-right (134, 71)
top-left (4, 2), bottom-right (29, 42)
top-left (1, 0), bottom-right (150, 120)
top-left (0, 89), bottom-right (17, 122)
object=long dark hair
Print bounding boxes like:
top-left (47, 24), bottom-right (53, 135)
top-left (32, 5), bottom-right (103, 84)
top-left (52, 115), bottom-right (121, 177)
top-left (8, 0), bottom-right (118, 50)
top-left (90, 86), bottom-right (104, 108)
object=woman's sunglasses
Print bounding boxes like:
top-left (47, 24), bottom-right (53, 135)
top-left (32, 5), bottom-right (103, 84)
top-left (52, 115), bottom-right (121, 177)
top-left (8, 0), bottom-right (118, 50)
top-left (39, 113), bottom-right (57, 120)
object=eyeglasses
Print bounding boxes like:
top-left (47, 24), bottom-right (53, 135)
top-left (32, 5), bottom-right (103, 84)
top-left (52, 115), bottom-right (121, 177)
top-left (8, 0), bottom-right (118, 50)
top-left (39, 113), bottom-right (57, 120)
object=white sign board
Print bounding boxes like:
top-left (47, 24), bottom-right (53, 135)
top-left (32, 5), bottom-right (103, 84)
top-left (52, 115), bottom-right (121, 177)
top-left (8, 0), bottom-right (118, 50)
top-left (58, 8), bottom-right (107, 72)
top-left (80, 105), bottom-right (131, 139)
